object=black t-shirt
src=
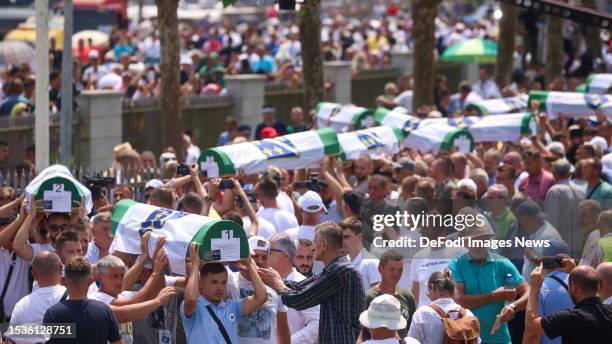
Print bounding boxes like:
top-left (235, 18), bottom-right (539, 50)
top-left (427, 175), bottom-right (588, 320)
top-left (43, 299), bottom-right (121, 344)
top-left (541, 297), bottom-right (612, 344)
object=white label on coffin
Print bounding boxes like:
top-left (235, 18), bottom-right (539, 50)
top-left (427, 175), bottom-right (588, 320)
top-left (43, 184), bottom-right (71, 213)
top-left (201, 156), bottom-right (219, 178)
top-left (454, 136), bottom-right (471, 153)
top-left (211, 230), bottom-right (241, 261)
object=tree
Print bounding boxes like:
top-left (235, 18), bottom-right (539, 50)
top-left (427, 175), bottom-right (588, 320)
top-left (412, 0), bottom-right (440, 111)
top-left (583, 0), bottom-right (601, 60)
top-left (545, 13), bottom-right (563, 86)
top-left (496, 2), bottom-right (517, 85)
top-left (155, 0), bottom-right (184, 160)
top-left (298, 0), bottom-right (324, 112)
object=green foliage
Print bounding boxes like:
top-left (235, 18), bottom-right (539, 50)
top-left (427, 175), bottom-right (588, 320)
top-left (223, 0), bottom-right (236, 7)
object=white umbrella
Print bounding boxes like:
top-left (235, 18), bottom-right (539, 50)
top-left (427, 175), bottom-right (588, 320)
top-left (72, 30), bottom-right (110, 48)
top-left (0, 41), bottom-right (35, 65)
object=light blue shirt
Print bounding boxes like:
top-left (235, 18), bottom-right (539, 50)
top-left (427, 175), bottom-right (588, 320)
top-left (522, 221), bottom-right (564, 281)
top-left (180, 295), bottom-right (243, 344)
top-left (539, 271), bottom-right (574, 344)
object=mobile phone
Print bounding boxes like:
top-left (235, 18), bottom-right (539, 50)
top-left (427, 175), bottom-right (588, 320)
top-left (176, 164), bottom-right (190, 176)
top-left (542, 256), bottom-right (563, 269)
top-left (219, 179), bottom-right (235, 190)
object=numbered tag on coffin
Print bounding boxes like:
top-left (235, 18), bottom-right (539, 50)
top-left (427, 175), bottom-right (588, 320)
top-left (210, 230), bottom-right (241, 261)
top-left (43, 183), bottom-right (72, 213)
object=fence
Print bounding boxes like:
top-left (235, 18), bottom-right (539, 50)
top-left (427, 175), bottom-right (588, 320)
top-left (0, 113), bottom-right (81, 168)
top-left (122, 94), bottom-right (234, 155)
top-left (0, 164), bottom-right (168, 204)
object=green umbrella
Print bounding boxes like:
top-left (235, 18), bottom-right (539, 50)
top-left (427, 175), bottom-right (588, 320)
top-left (441, 38), bottom-right (498, 64)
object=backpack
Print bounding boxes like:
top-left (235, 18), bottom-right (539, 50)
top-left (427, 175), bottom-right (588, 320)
top-left (428, 303), bottom-right (480, 344)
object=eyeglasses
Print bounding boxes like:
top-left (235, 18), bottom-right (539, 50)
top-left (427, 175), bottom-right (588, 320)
top-left (269, 248), bottom-right (285, 254)
top-left (49, 224), bottom-right (70, 231)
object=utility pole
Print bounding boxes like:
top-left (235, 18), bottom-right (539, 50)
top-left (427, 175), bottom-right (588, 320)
top-left (35, 0), bottom-right (49, 171)
top-left (60, 0), bottom-right (73, 166)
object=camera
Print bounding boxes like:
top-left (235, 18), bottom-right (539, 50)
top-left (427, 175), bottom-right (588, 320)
top-left (176, 164), bottom-right (190, 176)
top-left (84, 176), bottom-right (116, 200)
top-left (542, 256), bottom-right (563, 269)
top-left (219, 179), bottom-right (235, 190)
top-left (293, 172), bottom-right (323, 192)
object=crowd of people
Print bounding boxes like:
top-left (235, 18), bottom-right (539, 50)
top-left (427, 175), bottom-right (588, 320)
top-left (1, 0), bottom-right (610, 117)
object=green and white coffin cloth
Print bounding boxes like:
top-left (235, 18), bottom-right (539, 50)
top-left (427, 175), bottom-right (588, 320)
top-left (585, 74), bottom-right (612, 94)
top-left (24, 164), bottom-right (93, 213)
top-left (528, 91), bottom-right (612, 120)
top-left (110, 200), bottom-right (249, 275)
top-left (315, 102), bottom-right (374, 132)
top-left (338, 125), bottom-right (404, 160)
top-left (418, 113), bottom-right (537, 143)
top-left (373, 108), bottom-right (421, 136)
top-left (465, 95), bottom-right (528, 116)
top-left (198, 128), bottom-right (340, 177)
top-left (404, 124), bottom-right (475, 155)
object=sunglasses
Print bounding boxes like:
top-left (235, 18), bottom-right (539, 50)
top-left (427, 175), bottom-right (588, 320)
top-left (269, 248), bottom-right (285, 254)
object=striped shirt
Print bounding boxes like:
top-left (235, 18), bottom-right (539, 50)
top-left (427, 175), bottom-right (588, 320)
top-left (280, 255), bottom-right (365, 344)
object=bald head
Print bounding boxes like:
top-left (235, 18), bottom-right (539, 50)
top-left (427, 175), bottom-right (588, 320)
top-left (32, 251), bottom-right (62, 285)
top-left (569, 265), bottom-right (599, 295)
top-left (597, 262), bottom-right (612, 298)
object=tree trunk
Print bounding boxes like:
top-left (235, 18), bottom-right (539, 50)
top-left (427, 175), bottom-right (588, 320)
top-left (412, 0), bottom-right (439, 111)
top-left (583, 0), bottom-right (601, 60)
top-left (545, 15), bottom-right (563, 85)
top-left (155, 0), bottom-right (184, 160)
top-left (496, 2), bottom-right (517, 85)
top-left (299, 0), bottom-right (324, 113)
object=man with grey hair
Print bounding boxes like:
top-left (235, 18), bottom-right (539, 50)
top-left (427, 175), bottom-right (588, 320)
top-left (89, 240), bottom-right (178, 344)
top-left (485, 184), bottom-right (517, 241)
top-left (86, 212), bottom-right (113, 264)
top-left (544, 159), bottom-right (586, 256)
top-left (268, 233), bottom-right (320, 343)
top-left (484, 148), bottom-right (502, 186)
top-left (469, 168), bottom-right (489, 200)
top-left (581, 210), bottom-right (612, 267)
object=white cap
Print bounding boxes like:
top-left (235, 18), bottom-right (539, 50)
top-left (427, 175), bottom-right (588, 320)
top-left (589, 136), bottom-right (609, 152)
top-left (359, 294), bottom-right (407, 330)
top-left (88, 50), bottom-right (99, 59)
top-left (299, 191), bottom-right (326, 213)
top-left (248, 236), bottom-right (269, 255)
top-left (180, 55), bottom-right (192, 66)
top-left (458, 178), bottom-right (477, 194)
top-left (159, 152), bottom-right (177, 167)
top-left (145, 179), bottom-right (164, 190)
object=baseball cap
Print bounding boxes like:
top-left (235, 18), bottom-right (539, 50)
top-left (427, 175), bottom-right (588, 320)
top-left (248, 236), bottom-right (270, 254)
top-left (359, 294), bottom-right (407, 331)
top-left (517, 200), bottom-right (546, 220)
top-left (145, 179), bottom-right (164, 191)
top-left (159, 152), bottom-right (177, 167)
top-left (262, 104), bottom-right (275, 113)
top-left (458, 178), bottom-right (477, 194)
top-left (299, 191), bottom-right (326, 213)
top-left (394, 157), bottom-right (416, 172)
top-left (588, 136), bottom-right (609, 152)
top-left (343, 191), bottom-right (364, 215)
top-left (88, 50), bottom-right (99, 59)
top-left (260, 126), bottom-right (278, 139)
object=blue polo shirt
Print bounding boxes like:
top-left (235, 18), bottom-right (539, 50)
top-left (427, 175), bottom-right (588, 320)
top-left (180, 295), bottom-right (243, 344)
top-left (539, 271), bottom-right (574, 344)
top-left (448, 251), bottom-right (524, 344)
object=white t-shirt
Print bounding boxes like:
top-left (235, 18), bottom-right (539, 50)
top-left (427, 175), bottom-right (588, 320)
top-left (394, 90), bottom-right (413, 110)
top-left (409, 246), bottom-right (467, 307)
top-left (276, 192), bottom-right (295, 215)
top-left (0, 248), bottom-right (31, 320)
top-left (257, 207), bottom-right (298, 234)
top-left (408, 298), bottom-right (480, 344)
top-left (8, 285), bottom-right (66, 344)
top-left (349, 252), bottom-right (381, 292)
top-left (227, 272), bottom-right (288, 344)
top-left (285, 225), bottom-right (316, 242)
top-left (84, 241), bottom-right (104, 265)
top-left (89, 290), bottom-right (137, 344)
top-left (285, 269), bottom-right (319, 344)
top-left (242, 216), bottom-right (276, 240)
